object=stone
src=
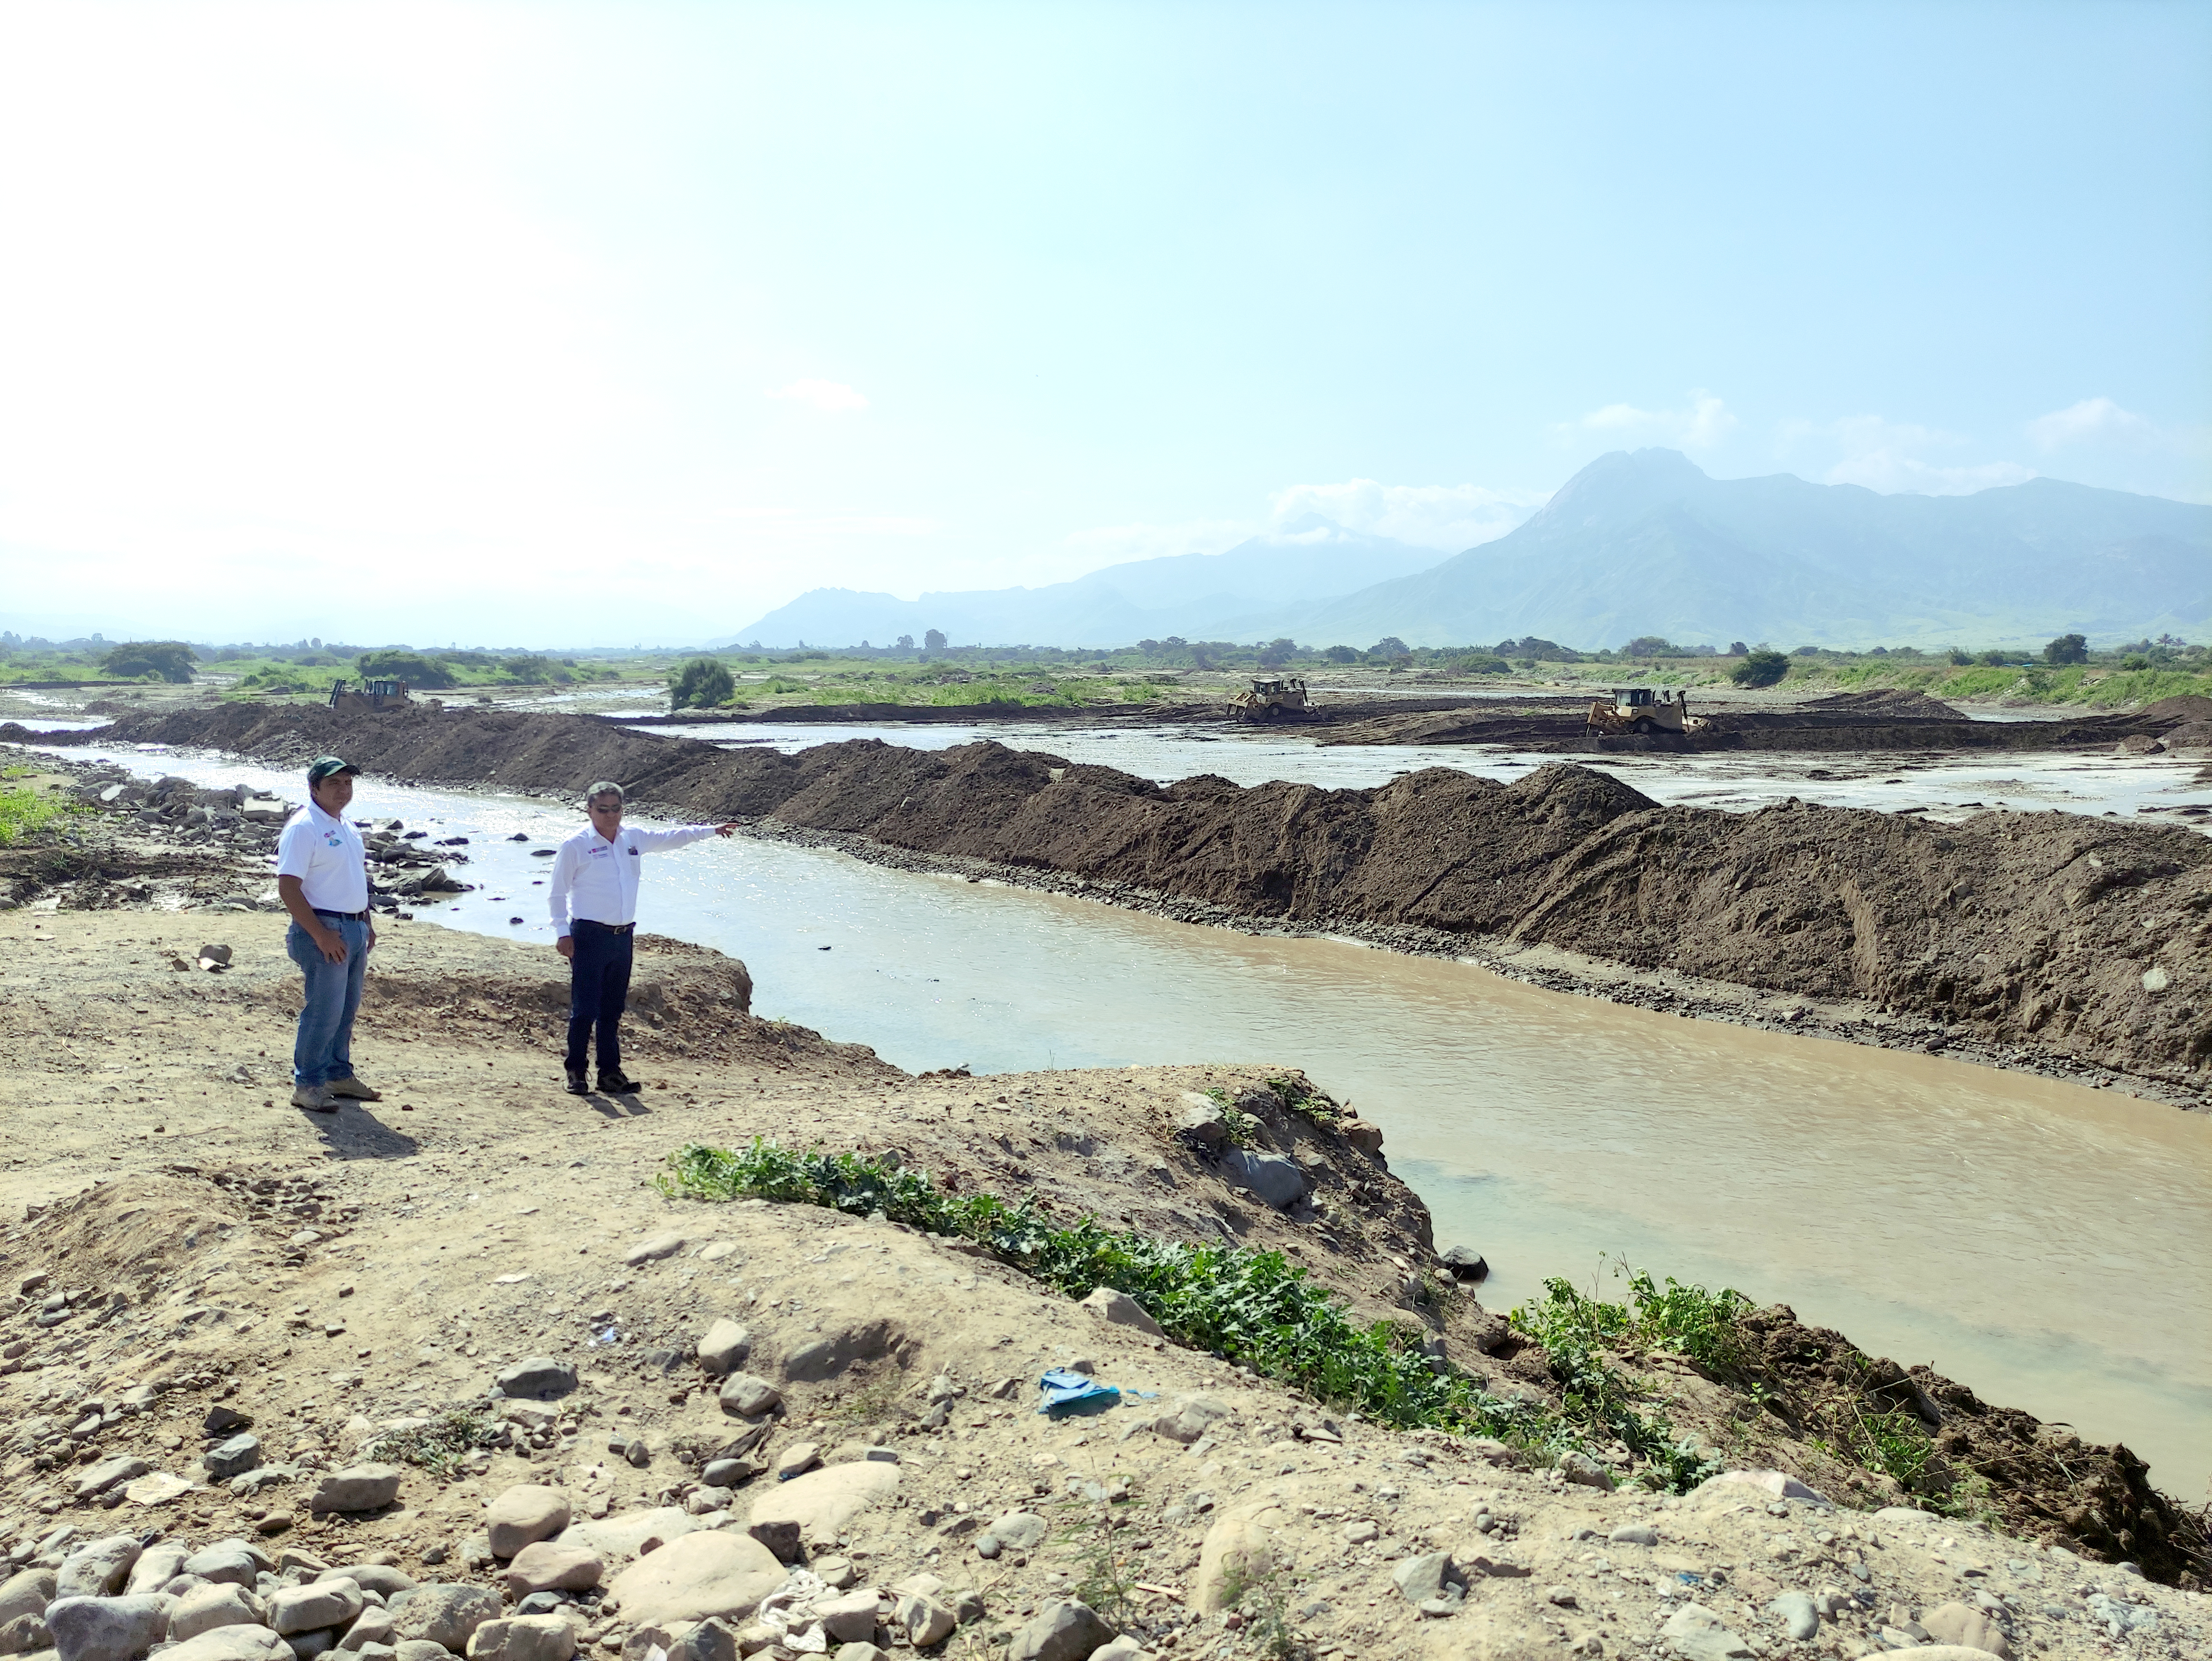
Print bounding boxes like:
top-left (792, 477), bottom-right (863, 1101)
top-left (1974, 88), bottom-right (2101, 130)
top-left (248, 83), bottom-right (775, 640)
top-left (72, 1459), bottom-right (151, 1503)
top-left (309, 1467), bottom-right (401, 1514)
top-left (1004, 1601), bottom-right (1114, 1661)
top-left (773, 1443), bottom-right (819, 1481)
top-left (56, 1540), bottom-right (143, 1601)
top-left (1077, 1288), bottom-right (1163, 1340)
top-left (743, 1522), bottom-right (800, 1567)
top-left (1150, 1395), bottom-right (1229, 1445)
top-left (1608, 1524), bottom-right (1658, 1547)
top-left (716, 1375), bottom-right (780, 1418)
top-left (811, 1559), bottom-right (858, 1593)
top-left (0, 1616), bottom-right (49, 1658)
top-left (624, 1234), bottom-right (686, 1266)
top-left (1659, 1603), bottom-right (1753, 1661)
top-left (896, 1596), bottom-right (954, 1650)
top-left (0, 1571), bottom-right (55, 1627)
top-left (1555, 1451), bottom-right (1614, 1490)
top-left (182, 1548), bottom-right (260, 1590)
top-left (1694, 1470), bottom-right (1827, 1506)
top-left (699, 1458), bottom-right (752, 1489)
top-left (1173, 1100), bottom-right (1227, 1150)
top-left (464, 1617), bottom-right (575, 1661)
top-left (814, 1595), bottom-right (879, 1645)
top-left (205, 1436), bottom-right (265, 1479)
top-left (164, 1628), bottom-right (296, 1661)
top-left (1194, 1503), bottom-right (1281, 1615)
top-left (319, 1570), bottom-right (413, 1600)
top-left (1919, 1602), bottom-right (2012, 1658)
top-left (486, 1487), bottom-right (573, 1560)
top-left (288, 1629), bottom-right (339, 1661)
top-left (389, 1586), bottom-right (503, 1654)
top-left (985, 1513), bottom-right (1049, 1550)
top-left (500, 1547), bottom-right (601, 1598)
top-left (603, 1534), bottom-right (785, 1629)
top-left (2142, 966), bottom-right (2170, 994)
top-left (337, 1610), bottom-right (397, 1652)
top-left (125, 1472), bottom-right (197, 1507)
top-left (1439, 1246), bottom-right (1488, 1282)
top-left (1545, 1585), bottom-right (1577, 1608)
top-left (663, 1621), bottom-right (737, 1661)
top-left (1767, 1593), bottom-right (1818, 1643)
top-left (393, 1645), bottom-right (448, 1661)
top-left (270, 1582), bottom-right (364, 1637)
top-left (557, 1507), bottom-right (700, 1564)
top-left (1089, 1640), bottom-right (1142, 1661)
top-left (44, 1595), bottom-right (172, 1661)
top-left (745, 1461), bottom-right (901, 1550)
top-left (1341, 1520), bottom-right (1377, 1546)
top-left (122, 1551), bottom-right (187, 1598)
top-left (1389, 1554), bottom-right (1466, 1608)
top-left (169, 1585), bottom-right (266, 1642)
top-left (695, 1321), bottom-right (751, 1378)
top-left (495, 1358), bottom-right (577, 1401)
top-left (831, 1647), bottom-right (884, 1661)
top-left (1216, 1150), bottom-right (1306, 1210)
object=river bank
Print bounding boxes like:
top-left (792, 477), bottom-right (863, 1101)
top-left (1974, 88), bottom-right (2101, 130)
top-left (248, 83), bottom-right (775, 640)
top-left (12, 705), bottom-right (2207, 1107)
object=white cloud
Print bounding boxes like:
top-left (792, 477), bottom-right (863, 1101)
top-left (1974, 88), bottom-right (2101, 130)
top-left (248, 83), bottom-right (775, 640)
top-left (2025, 396), bottom-right (2154, 451)
top-left (1559, 391), bottom-right (1737, 451)
top-left (769, 379), bottom-right (870, 413)
top-left (1811, 415), bottom-right (2035, 495)
top-left (1267, 479), bottom-right (1547, 549)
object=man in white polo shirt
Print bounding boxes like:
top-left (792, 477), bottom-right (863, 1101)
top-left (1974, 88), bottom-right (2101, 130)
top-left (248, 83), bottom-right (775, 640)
top-left (275, 754), bottom-right (382, 1114)
top-left (548, 779), bottom-right (740, 1095)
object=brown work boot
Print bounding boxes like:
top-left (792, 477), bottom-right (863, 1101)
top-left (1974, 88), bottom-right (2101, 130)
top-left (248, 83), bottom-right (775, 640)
top-left (325, 1076), bottom-right (383, 1101)
top-left (290, 1084), bottom-right (336, 1113)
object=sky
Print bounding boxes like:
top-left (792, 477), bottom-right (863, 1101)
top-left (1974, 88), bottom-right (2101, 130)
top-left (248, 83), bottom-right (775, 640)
top-left (1, 0), bottom-right (2207, 647)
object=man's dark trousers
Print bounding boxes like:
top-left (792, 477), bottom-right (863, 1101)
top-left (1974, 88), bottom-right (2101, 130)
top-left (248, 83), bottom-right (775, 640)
top-left (566, 919), bottom-right (634, 1076)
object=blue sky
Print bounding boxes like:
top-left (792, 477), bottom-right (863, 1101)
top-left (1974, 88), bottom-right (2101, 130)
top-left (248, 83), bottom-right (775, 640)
top-left (1, 0), bottom-right (2205, 645)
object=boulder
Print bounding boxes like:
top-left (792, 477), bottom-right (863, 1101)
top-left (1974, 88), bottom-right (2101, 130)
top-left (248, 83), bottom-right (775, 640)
top-left (744, 1522), bottom-right (801, 1567)
top-left (1077, 1289), bottom-right (1163, 1340)
top-left (662, 1621), bottom-right (737, 1661)
top-left (716, 1375), bottom-right (781, 1419)
top-left (123, 1551), bottom-right (188, 1598)
top-left (555, 1507), bottom-right (699, 1565)
top-left (0, 1615), bottom-right (49, 1658)
top-left (623, 1234), bottom-right (687, 1267)
top-left (181, 1548), bottom-right (260, 1590)
top-left (288, 1627), bottom-right (339, 1660)
top-left (269, 1582), bottom-right (363, 1637)
top-left (983, 1513), bottom-right (1048, 1551)
top-left (164, 1628), bottom-right (296, 1661)
top-left (813, 1595), bottom-right (879, 1645)
top-left (0, 1572), bottom-right (56, 1628)
top-left (486, 1487), bottom-right (572, 1560)
top-left (45, 1595), bottom-right (172, 1661)
top-left (494, 1359), bottom-right (577, 1401)
top-left (1659, 1603), bottom-right (1753, 1661)
top-left (394, 1645), bottom-right (449, 1661)
top-left (831, 1647), bottom-right (885, 1661)
top-left (56, 1540), bottom-right (143, 1601)
top-left (1438, 1246), bottom-right (1488, 1282)
top-left (463, 1617), bottom-right (575, 1661)
top-left (1193, 1504), bottom-right (1282, 1614)
top-left (1693, 1470), bottom-right (1827, 1506)
top-left (603, 1534), bottom-right (785, 1628)
top-left (499, 1547), bottom-right (601, 1598)
top-left (1173, 1098), bottom-right (1227, 1150)
top-left (695, 1321), bottom-right (751, 1378)
top-left (1608, 1525), bottom-right (1659, 1548)
top-left (1388, 1553), bottom-right (1466, 1608)
top-left (746, 1461), bottom-right (901, 1550)
top-left (1766, 1593), bottom-right (1818, 1643)
top-left (72, 1459), bottom-right (152, 1503)
top-left (896, 1596), bottom-right (954, 1650)
top-left (1216, 1151), bottom-right (1306, 1211)
top-left (169, 1585), bottom-right (266, 1642)
top-left (337, 1610), bottom-right (397, 1653)
top-left (204, 1436), bottom-right (264, 1479)
top-left (318, 1570), bottom-right (414, 1600)
top-left (1004, 1601), bottom-right (1114, 1661)
top-left (1919, 1602), bottom-right (2013, 1659)
top-left (1555, 1451), bottom-right (1615, 1491)
top-left (1150, 1395), bottom-right (1229, 1445)
top-left (310, 1467), bottom-right (401, 1514)
top-left (389, 1586), bottom-right (502, 1654)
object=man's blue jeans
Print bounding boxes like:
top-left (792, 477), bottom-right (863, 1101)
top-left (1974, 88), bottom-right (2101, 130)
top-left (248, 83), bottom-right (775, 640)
top-left (287, 915), bottom-right (369, 1088)
top-left (566, 920), bottom-right (634, 1076)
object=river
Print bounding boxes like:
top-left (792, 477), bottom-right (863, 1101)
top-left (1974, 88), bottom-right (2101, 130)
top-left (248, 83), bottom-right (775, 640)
top-left (28, 734), bottom-right (2212, 1498)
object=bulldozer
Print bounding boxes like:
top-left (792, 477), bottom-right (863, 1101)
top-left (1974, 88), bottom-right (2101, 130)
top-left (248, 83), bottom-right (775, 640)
top-left (1583, 686), bottom-right (1705, 736)
top-left (327, 676), bottom-right (410, 714)
top-left (1227, 675), bottom-right (1317, 721)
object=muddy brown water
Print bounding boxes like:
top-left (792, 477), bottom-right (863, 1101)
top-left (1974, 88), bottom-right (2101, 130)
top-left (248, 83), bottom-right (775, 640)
top-left (31, 738), bottom-right (2212, 1499)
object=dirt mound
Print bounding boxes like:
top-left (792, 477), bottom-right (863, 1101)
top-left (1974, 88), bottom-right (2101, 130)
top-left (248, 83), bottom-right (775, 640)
top-left (1796, 688), bottom-right (1965, 719)
top-left (2141, 694), bottom-right (2212, 726)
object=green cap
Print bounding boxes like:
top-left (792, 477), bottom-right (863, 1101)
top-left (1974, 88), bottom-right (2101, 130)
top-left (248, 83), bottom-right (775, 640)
top-left (307, 756), bottom-right (360, 785)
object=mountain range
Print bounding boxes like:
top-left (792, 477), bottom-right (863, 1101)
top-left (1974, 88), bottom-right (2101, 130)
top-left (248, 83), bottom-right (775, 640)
top-left (720, 451), bottom-right (2212, 651)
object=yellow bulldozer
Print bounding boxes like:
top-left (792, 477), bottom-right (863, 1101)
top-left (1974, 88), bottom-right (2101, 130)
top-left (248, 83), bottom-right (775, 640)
top-left (1583, 686), bottom-right (1705, 736)
top-left (1227, 675), bottom-right (1316, 722)
top-left (327, 676), bottom-right (410, 713)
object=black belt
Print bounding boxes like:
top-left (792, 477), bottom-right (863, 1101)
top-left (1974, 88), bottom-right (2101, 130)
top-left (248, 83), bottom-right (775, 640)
top-left (314, 908), bottom-right (371, 922)
top-left (574, 919), bottom-right (634, 934)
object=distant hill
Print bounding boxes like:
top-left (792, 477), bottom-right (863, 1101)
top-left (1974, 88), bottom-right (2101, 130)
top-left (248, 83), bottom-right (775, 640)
top-left (1254, 450), bottom-right (2212, 649)
top-left (711, 515), bottom-right (1456, 649)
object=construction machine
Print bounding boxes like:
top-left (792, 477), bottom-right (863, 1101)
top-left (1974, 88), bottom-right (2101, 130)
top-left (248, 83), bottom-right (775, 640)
top-left (328, 676), bottom-right (410, 713)
top-left (1227, 675), bottom-right (1316, 721)
top-left (1583, 686), bottom-right (1705, 736)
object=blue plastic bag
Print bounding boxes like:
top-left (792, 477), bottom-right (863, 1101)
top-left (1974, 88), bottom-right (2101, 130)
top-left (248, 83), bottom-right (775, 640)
top-left (1037, 1367), bottom-right (1121, 1417)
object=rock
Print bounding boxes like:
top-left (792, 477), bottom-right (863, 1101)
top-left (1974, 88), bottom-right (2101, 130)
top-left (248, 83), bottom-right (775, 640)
top-left (1439, 1246), bottom-right (1488, 1282)
top-left (1864, 1650), bottom-right (2014, 1661)
top-left (337, 1611), bottom-right (397, 1653)
top-left (814, 1595), bottom-right (879, 1645)
top-left (695, 1321), bottom-right (751, 1378)
top-left (45, 1595), bottom-right (171, 1661)
top-left (205, 1436), bottom-right (265, 1479)
top-left (557, 1508), bottom-right (700, 1564)
top-left (270, 1582), bottom-right (364, 1637)
top-left (0, 1616), bottom-right (49, 1658)
top-left (56, 1540), bottom-right (143, 1601)
top-left (1077, 1288), bottom-right (1164, 1340)
top-left (779, 1319), bottom-right (905, 1384)
top-left (1555, 1451), bottom-right (1614, 1490)
top-left (604, 1534), bottom-right (785, 1628)
top-left (464, 1617), bottom-right (575, 1661)
top-left (1767, 1593), bottom-right (1818, 1643)
top-left (389, 1586), bottom-right (503, 1654)
top-left (1389, 1554), bottom-right (1466, 1608)
top-left (1338, 1118), bottom-right (1384, 1154)
top-left (1194, 1503), bottom-right (1281, 1615)
top-left (1608, 1524), bottom-right (1658, 1547)
top-left (743, 1522), bottom-right (800, 1567)
top-left (1545, 1585), bottom-right (1578, 1608)
top-left (1342, 1520), bottom-right (1377, 1546)
top-left (1004, 1601), bottom-right (1114, 1661)
top-left (309, 1467), bottom-right (401, 1514)
top-left (745, 1460), bottom-right (901, 1550)
top-left (2142, 966), bottom-right (2170, 994)
top-left (1173, 1099), bottom-right (1227, 1149)
top-left (0, 1571), bottom-right (55, 1627)
top-left (486, 1487), bottom-right (572, 1560)
top-left (663, 1621), bottom-right (738, 1661)
top-left (896, 1596), bottom-right (954, 1650)
top-left (289, 1629), bottom-right (339, 1661)
top-left (182, 1549), bottom-right (260, 1590)
top-left (169, 1585), bottom-right (266, 1642)
top-left (1660, 1603), bottom-right (1752, 1661)
top-left (716, 1375), bottom-right (780, 1418)
top-left (204, 1406), bottom-right (252, 1436)
top-left (831, 1647), bottom-right (884, 1661)
top-left (624, 1235), bottom-right (687, 1267)
top-left (494, 1360), bottom-right (577, 1401)
top-left (318, 1570), bottom-right (413, 1600)
top-left (500, 1547), bottom-right (600, 1598)
top-left (393, 1645), bottom-right (448, 1661)
top-left (72, 1459), bottom-right (151, 1503)
top-left (1089, 1640), bottom-right (1142, 1661)
top-left (1694, 1470), bottom-right (1827, 1506)
top-left (770, 1441), bottom-right (818, 1480)
top-left (1150, 1395), bottom-right (1229, 1445)
top-left (985, 1513), bottom-right (1049, 1551)
top-left (124, 1551), bottom-right (187, 1598)
top-left (1919, 1602), bottom-right (2012, 1658)
top-left (1216, 1150), bottom-right (1306, 1210)
top-left (164, 1628), bottom-right (296, 1661)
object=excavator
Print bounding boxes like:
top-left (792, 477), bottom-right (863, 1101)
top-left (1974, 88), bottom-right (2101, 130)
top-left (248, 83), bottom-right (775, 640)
top-left (1583, 686), bottom-right (1705, 736)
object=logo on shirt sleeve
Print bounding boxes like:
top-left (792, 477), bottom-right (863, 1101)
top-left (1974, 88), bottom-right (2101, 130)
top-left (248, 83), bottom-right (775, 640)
top-left (628, 847), bottom-right (640, 856)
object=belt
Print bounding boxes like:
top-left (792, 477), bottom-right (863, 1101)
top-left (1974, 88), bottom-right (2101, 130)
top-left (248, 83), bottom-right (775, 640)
top-left (313, 908), bottom-right (371, 922)
top-left (574, 919), bottom-right (634, 934)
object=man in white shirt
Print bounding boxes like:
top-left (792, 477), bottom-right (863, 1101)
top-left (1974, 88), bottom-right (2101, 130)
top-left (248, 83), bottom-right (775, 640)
top-left (548, 780), bottom-right (740, 1094)
top-left (274, 755), bottom-right (382, 1114)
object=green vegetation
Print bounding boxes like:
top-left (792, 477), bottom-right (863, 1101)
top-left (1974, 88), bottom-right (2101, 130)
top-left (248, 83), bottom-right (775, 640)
top-left (0, 781), bottom-right (84, 847)
top-left (669, 656), bottom-right (738, 710)
top-left (1729, 647), bottom-right (1790, 687)
top-left (100, 641), bottom-right (198, 682)
top-left (361, 1406), bottom-right (495, 1478)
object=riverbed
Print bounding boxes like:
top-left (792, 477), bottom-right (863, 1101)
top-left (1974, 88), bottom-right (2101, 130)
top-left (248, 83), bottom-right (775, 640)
top-left (34, 734), bottom-right (2212, 1495)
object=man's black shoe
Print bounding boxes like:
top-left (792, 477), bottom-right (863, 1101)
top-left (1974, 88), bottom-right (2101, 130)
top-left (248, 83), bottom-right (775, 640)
top-left (597, 1070), bottom-right (640, 1094)
top-left (564, 1069), bottom-right (588, 1095)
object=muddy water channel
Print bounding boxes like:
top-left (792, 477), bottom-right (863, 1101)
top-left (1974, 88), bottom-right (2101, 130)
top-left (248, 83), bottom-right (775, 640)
top-left (41, 739), bottom-right (2212, 1498)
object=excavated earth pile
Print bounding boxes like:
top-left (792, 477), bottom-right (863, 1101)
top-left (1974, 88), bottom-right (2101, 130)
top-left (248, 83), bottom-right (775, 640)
top-left (13, 704), bottom-right (2209, 1094)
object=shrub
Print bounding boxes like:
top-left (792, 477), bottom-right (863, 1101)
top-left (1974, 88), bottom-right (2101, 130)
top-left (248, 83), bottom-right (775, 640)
top-left (1729, 648), bottom-right (1790, 687)
top-left (100, 641), bottom-right (197, 682)
top-left (669, 656), bottom-right (736, 709)
top-left (501, 654), bottom-right (553, 683)
top-left (0, 783), bottom-right (82, 847)
top-left (356, 649), bottom-right (456, 689)
top-left (2043, 632), bottom-right (2089, 665)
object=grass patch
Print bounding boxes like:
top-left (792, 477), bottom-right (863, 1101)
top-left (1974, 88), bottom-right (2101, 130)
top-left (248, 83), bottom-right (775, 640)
top-left (1265, 1074), bottom-right (1340, 1133)
top-left (1203, 1086), bottom-right (1263, 1148)
top-left (362, 1406), bottom-right (496, 1478)
top-left (0, 784), bottom-right (84, 848)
